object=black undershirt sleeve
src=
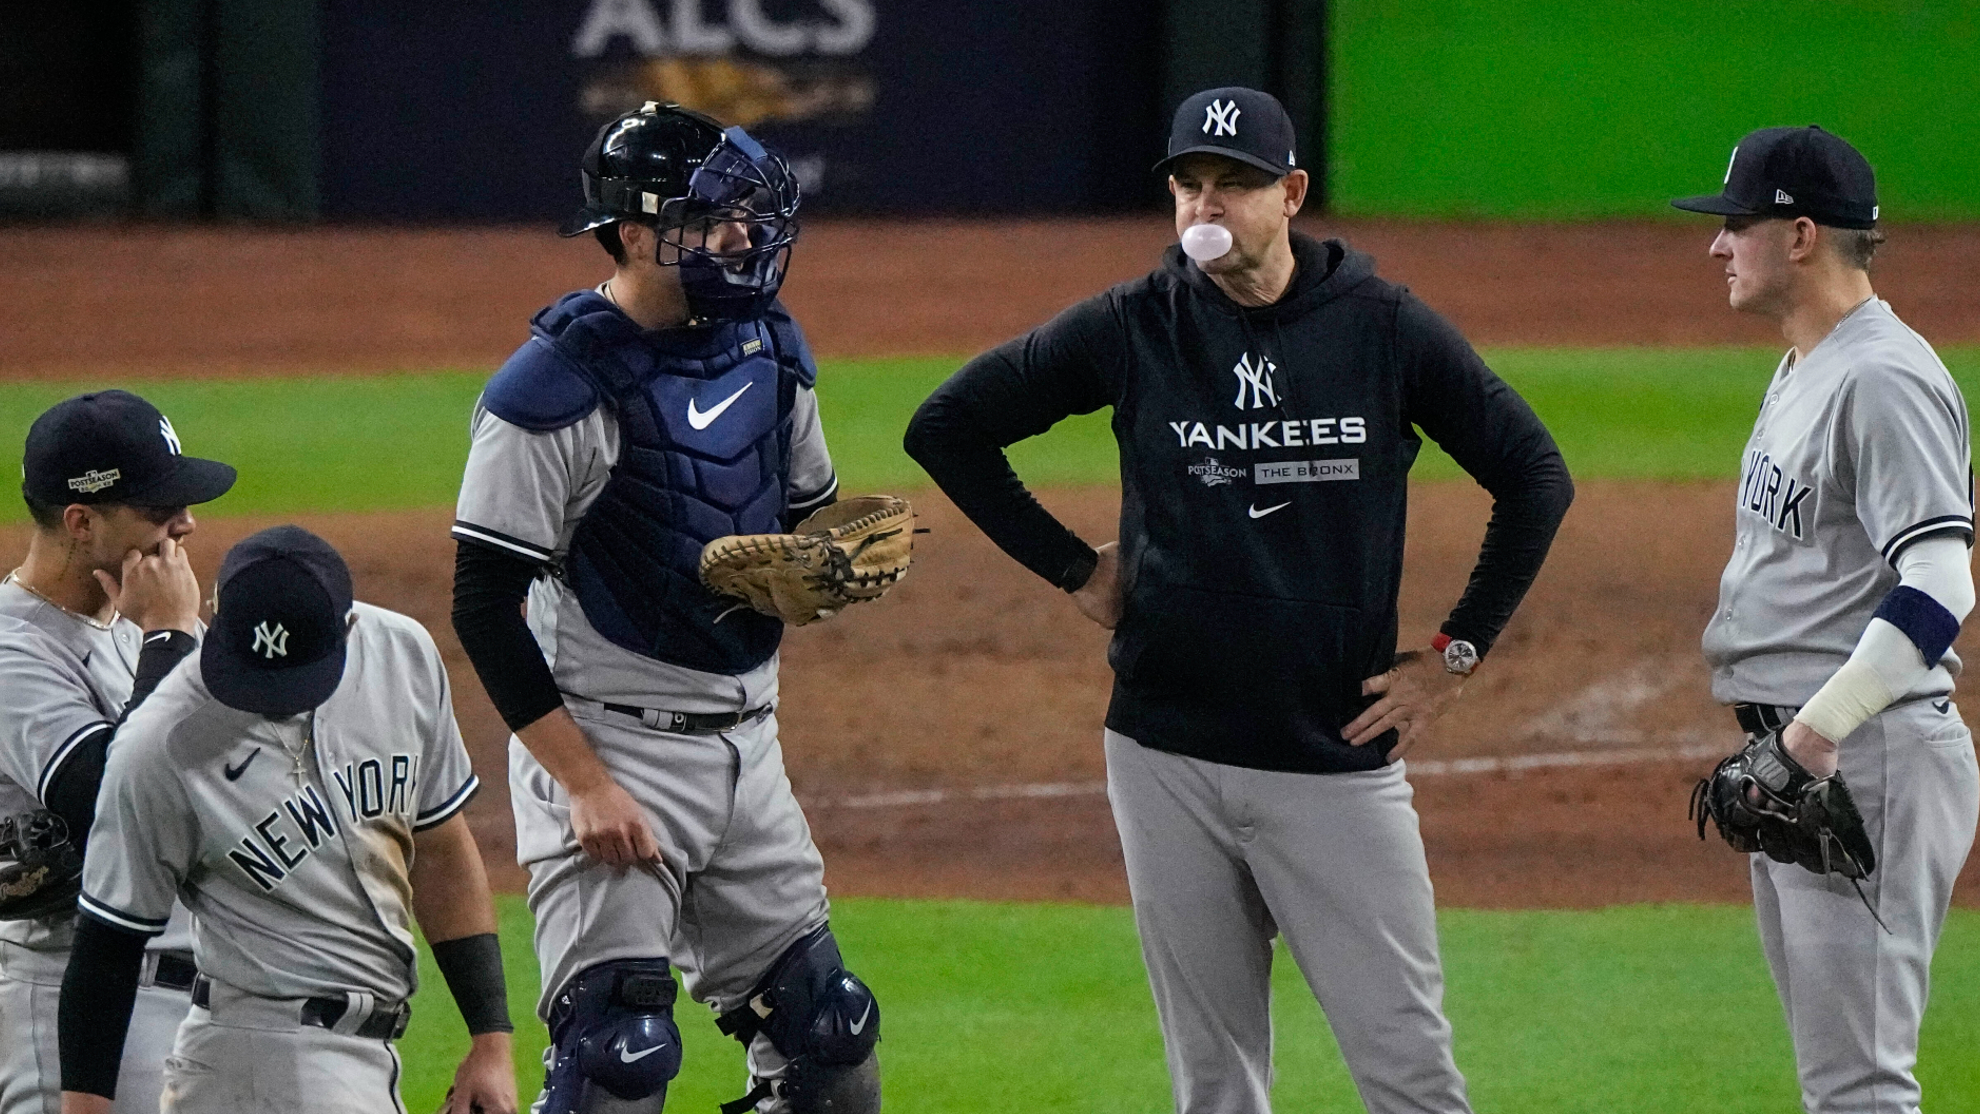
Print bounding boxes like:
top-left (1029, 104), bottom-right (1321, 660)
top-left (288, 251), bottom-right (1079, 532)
top-left (59, 915), bottom-right (149, 1098)
top-left (451, 540), bottom-right (566, 732)
top-left (43, 632), bottom-right (196, 840)
top-left (431, 932), bottom-right (515, 1035)
top-left (1397, 293), bottom-right (1575, 656)
top-left (905, 297), bottom-right (1122, 591)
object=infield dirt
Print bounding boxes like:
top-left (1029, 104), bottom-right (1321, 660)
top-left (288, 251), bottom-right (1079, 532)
top-left (4, 219), bottom-right (1977, 909)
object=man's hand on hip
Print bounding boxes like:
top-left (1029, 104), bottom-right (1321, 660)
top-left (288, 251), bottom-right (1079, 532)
top-left (1345, 650), bottom-right (1466, 761)
top-left (1070, 542), bottom-right (1122, 629)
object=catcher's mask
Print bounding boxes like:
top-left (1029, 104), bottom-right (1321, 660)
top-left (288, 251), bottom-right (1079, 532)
top-left (561, 102), bottom-right (800, 323)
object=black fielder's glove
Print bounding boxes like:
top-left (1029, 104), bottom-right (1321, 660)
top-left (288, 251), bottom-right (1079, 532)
top-left (1690, 729), bottom-right (1885, 927)
top-left (0, 810), bottom-right (83, 920)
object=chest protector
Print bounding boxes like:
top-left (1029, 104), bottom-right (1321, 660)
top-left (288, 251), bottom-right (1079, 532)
top-left (492, 291), bottom-right (805, 674)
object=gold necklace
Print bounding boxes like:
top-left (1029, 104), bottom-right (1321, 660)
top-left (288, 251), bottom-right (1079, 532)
top-left (3, 569), bottom-right (116, 631)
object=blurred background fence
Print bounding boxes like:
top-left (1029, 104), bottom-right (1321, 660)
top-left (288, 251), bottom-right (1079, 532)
top-left (3, 1), bottom-right (1977, 222)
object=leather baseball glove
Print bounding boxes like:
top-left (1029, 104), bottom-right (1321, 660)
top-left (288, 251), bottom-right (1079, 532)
top-left (700, 495), bottom-right (918, 626)
top-left (0, 810), bottom-right (83, 921)
top-left (1691, 728), bottom-right (1878, 881)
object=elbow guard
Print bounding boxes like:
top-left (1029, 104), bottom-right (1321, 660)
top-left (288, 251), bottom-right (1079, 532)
top-left (1873, 586), bottom-right (1961, 667)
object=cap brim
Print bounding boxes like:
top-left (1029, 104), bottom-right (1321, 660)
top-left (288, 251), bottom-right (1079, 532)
top-left (125, 457), bottom-right (237, 507)
top-left (202, 635), bottom-right (347, 717)
top-left (558, 207), bottom-right (620, 237)
top-left (1154, 145), bottom-right (1291, 179)
top-left (1671, 193), bottom-right (1763, 217)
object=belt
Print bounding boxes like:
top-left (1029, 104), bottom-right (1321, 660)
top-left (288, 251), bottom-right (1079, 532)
top-left (142, 950), bottom-right (198, 993)
top-left (598, 701), bottom-right (773, 735)
top-left (191, 975), bottom-right (410, 1040)
top-left (1733, 703), bottom-right (1798, 734)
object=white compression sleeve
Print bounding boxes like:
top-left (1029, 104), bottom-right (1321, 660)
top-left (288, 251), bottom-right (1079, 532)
top-left (1795, 533), bottom-right (1975, 742)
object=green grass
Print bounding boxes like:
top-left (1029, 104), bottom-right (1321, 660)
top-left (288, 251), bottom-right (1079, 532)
top-left (402, 896), bottom-right (1980, 1113)
top-left (5, 346), bottom-right (1980, 524)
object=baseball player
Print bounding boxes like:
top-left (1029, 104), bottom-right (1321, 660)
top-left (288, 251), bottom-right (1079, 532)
top-left (1677, 126), bottom-right (1978, 1113)
top-left (0, 390), bottom-right (236, 1114)
top-left (906, 87), bottom-right (1573, 1114)
top-left (56, 525), bottom-right (517, 1114)
top-left (449, 102), bottom-right (880, 1114)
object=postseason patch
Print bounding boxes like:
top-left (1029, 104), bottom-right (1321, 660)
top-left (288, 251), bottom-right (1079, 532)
top-left (1255, 459), bottom-right (1359, 485)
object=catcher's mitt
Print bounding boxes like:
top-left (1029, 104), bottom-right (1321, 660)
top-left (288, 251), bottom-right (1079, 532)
top-left (700, 495), bottom-right (918, 626)
top-left (0, 810), bottom-right (83, 921)
top-left (1690, 729), bottom-right (1886, 927)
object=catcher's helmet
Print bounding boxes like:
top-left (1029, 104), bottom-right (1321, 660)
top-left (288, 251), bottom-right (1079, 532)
top-left (561, 101), bottom-right (801, 322)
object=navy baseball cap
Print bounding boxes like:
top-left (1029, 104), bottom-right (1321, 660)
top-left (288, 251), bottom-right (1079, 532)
top-left (203, 526), bottom-right (354, 717)
top-left (1672, 126), bottom-right (1878, 229)
top-left (22, 390), bottom-right (235, 509)
top-left (1154, 87), bottom-right (1298, 179)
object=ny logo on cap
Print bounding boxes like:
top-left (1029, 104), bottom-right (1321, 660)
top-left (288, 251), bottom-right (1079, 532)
top-left (1203, 100), bottom-right (1241, 138)
top-left (252, 621), bottom-right (290, 659)
top-left (1232, 353), bottom-right (1279, 410)
top-left (159, 417), bottom-right (181, 455)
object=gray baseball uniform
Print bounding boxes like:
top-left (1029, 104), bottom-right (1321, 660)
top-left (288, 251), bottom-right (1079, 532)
top-left (78, 601), bottom-right (479, 1114)
top-left (0, 581), bottom-right (195, 1114)
top-left (1703, 298), bottom-right (1978, 1113)
top-left (453, 384), bottom-right (836, 1080)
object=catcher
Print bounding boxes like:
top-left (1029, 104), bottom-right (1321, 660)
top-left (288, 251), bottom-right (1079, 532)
top-left (450, 101), bottom-right (904, 1114)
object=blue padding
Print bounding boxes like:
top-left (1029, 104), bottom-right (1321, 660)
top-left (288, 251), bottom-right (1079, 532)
top-left (764, 299), bottom-right (819, 388)
top-left (1873, 585), bottom-right (1962, 666)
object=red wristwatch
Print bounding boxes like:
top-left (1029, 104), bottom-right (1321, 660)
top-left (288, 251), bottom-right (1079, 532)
top-left (1430, 632), bottom-right (1479, 677)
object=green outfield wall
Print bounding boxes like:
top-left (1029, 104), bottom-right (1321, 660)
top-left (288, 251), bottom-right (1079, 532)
top-left (1329, 0), bottom-right (1980, 219)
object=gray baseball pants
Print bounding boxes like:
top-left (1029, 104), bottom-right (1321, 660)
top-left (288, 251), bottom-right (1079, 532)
top-left (1750, 697), bottom-right (1979, 1114)
top-left (159, 979), bottom-right (405, 1114)
top-left (0, 940), bottom-right (189, 1114)
top-left (1104, 730), bottom-right (1472, 1114)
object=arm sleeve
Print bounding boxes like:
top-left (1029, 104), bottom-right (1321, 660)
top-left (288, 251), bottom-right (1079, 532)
top-left (1840, 362), bottom-right (1975, 562)
top-left (58, 915), bottom-right (149, 1098)
top-left (38, 632), bottom-right (196, 842)
top-left (122, 631), bottom-right (196, 721)
top-left (414, 632), bottom-right (481, 832)
top-left (787, 386), bottom-right (838, 522)
top-left (451, 541), bottom-right (565, 733)
top-left (76, 722), bottom-right (195, 937)
top-left (904, 296), bottom-right (1122, 591)
top-left (1397, 294), bottom-right (1576, 654)
top-left (1795, 533), bottom-right (1975, 741)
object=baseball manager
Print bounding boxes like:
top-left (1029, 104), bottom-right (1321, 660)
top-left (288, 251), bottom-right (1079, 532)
top-left (905, 87), bottom-right (1573, 1114)
top-left (0, 391), bottom-right (235, 1114)
top-left (1679, 126), bottom-right (1977, 1113)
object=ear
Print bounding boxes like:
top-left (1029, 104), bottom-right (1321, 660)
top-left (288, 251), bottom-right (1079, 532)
top-left (1282, 169), bottom-right (1310, 218)
top-left (60, 504), bottom-right (96, 543)
top-left (1785, 217), bottom-right (1822, 263)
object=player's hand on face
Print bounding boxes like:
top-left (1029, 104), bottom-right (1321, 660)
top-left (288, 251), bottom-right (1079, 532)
top-left (94, 536), bottom-right (201, 634)
top-left (569, 776), bottom-right (663, 868)
top-left (1780, 719), bottom-right (1840, 778)
top-left (1070, 541), bottom-right (1123, 629)
top-left (438, 1033), bottom-right (519, 1114)
top-left (1344, 650), bottom-right (1466, 761)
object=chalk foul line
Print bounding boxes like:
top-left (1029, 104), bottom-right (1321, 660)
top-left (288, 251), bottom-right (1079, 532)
top-left (807, 741), bottom-right (1731, 811)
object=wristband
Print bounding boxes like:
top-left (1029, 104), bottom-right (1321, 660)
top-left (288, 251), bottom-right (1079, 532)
top-left (431, 932), bottom-right (513, 1035)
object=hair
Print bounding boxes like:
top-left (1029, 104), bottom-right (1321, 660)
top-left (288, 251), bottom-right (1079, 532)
top-left (594, 219), bottom-right (664, 265)
top-left (1829, 225), bottom-right (1886, 272)
top-left (21, 490), bottom-right (64, 531)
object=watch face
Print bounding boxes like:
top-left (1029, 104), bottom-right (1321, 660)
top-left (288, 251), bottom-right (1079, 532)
top-left (1443, 639), bottom-right (1479, 676)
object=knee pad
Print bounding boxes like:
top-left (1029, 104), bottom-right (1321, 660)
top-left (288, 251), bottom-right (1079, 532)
top-left (717, 925), bottom-right (880, 1114)
top-left (540, 959), bottom-right (684, 1114)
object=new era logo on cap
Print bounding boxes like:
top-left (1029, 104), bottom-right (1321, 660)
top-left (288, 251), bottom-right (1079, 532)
top-left (1775, 189), bottom-right (1794, 204)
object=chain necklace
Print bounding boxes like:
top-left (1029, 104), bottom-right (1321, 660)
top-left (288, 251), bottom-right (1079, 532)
top-left (3, 569), bottom-right (116, 631)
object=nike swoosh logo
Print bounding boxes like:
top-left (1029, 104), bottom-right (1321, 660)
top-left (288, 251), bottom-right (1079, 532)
top-left (620, 1043), bottom-right (666, 1063)
top-left (1935, 699), bottom-right (1952, 714)
top-left (1248, 502), bottom-right (1291, 519)
top-left (849, 1001), bottom-right (873, 1036)
top-left (687, 381), bottom-right (754, 430)
top-left (224, 748), bottom-right (260, 782)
